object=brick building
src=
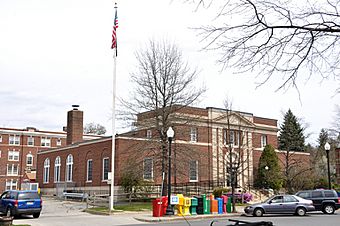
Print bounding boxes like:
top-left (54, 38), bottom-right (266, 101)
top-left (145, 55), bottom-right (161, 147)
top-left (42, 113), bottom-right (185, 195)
top-left (0, 106), bottom-right (101, 194)
top-left (37, 106), bottom-right (310, 195)
top-left (0, 127), bottom-right (68, 194)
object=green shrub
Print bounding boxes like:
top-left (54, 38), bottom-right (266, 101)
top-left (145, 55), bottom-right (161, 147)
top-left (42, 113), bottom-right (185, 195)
top-left (213, 187), bottom-right (230, 197)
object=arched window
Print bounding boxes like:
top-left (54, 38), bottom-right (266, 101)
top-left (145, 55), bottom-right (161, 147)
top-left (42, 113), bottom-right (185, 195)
top-left (43, 158), bottom-right (50, 183)
top-left (54, 156), bottom-right (61, 182)
top-left (66, 154), bottom-right (73, 182)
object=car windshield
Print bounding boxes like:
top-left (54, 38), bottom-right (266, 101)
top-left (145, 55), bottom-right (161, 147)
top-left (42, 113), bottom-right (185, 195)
top-left (18, 192), bottom-right (40, 200)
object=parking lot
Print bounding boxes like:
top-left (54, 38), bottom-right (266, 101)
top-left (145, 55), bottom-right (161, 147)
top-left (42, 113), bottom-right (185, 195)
top-left (13, 197), bottom-right (147, 226)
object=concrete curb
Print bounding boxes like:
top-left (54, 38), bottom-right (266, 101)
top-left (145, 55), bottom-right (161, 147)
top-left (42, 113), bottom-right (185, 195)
top-left (133, 212), bottom-right (243, 223)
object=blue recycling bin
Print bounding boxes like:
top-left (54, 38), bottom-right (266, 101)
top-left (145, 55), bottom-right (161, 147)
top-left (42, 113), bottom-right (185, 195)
top-left (217, 198), bottom-right (223, 214)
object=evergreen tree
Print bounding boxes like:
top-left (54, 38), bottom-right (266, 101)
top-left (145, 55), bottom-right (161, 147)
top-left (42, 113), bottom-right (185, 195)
top-left (255, 145), bottom-right (282, 191)
top-left (278, 109), bottom-right (305, 152)
top-left (318, 129), bottom-right (329, 149)
top-left (278, 109), bottom-right (308, 193)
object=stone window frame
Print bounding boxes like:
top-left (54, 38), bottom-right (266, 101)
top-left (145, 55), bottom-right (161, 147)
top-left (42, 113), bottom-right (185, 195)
top-left (54, 156), bottom-right (61, 183)
top-left (43, 158), bottom-right (50, 183)
top-left (66, 154), bottom-right (73, 182)
top-left (189, 160), bottom-right (198, 182)
top-left (86, 159), bottom-right (93, 182)
top-left (143, 158), bottom-right (153, 180)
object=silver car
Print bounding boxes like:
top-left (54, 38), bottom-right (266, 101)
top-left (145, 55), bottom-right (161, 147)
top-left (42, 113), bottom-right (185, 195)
top-left (244, 194), bottom-right (315, 216)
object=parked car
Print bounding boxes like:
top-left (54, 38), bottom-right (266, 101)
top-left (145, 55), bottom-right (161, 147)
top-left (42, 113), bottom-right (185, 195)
top-left (244, 194), bottom-right (315, 217)
top-left (295, 189), bottom-right (340, 214)
top-left (0, 190), bottom-right (42, 218)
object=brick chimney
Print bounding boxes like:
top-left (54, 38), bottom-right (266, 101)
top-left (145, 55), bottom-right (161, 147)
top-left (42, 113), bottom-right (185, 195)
top-left (66, 105), bottom-right (83, 145)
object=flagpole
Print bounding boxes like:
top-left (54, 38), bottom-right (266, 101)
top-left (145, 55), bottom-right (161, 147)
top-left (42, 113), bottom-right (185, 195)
top-left (110, 2), bottom-right (118, 212)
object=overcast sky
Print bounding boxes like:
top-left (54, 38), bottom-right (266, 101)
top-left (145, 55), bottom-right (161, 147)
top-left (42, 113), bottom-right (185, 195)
top-left (0, 0), bottom-right (339, 145)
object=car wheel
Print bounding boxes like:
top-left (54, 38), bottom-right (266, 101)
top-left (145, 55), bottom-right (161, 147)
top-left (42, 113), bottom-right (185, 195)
top-left (296, 207), bottom-right (306, 216)
top-left (253, 208), bottom-right (264, 217)
top-left (33, 212), bottom-right (40, 218)
top-left (6, 207), bottom-right (12, 217)
top-left (323, 204), bottom-right (335, 214)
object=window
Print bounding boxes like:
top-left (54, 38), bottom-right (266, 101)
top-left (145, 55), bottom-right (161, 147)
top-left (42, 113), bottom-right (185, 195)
top-left (18, 192), bottom-right (40, 200)
top-left (102, 157), bottom-right (109, 181)
top-left (5, 180), bottom-right (17, 190)
top-left (7, 164), bottom-right (18, 175)
top-left (229, 131), bottom-right (235, 145)
top-left (0, 150), bottom-right (2, 158)
top-left (9, 135), bottom-right (20, 145)
top-left (0, 135), bottom-right (2, 142)
top-left (43, 158), bottom-right (50, 183)
top-left (87, 159), bottom-right (93, 182)
top-left (271, 196), bottom-right (283, 204)
top-left (56, 138), bottom-right (62, 146)
top-left (223, 130), bottom-right (239, 146)
top-left (324, 191), bottom-right (335, 197)
top-left (8, 150), bottom-right (19, 161)
top-left (27, 136), bottom-right (34, 146)
top-left (261, 135), bottom-right (267, 148)
top-left (297, 192), bottom-right (310, 199)
top-left (143, 158), bottom-right (153, 180)
top-left (26, 154), bottom-right (33, 166)
top-left (226, 152), bottom-right (239, 187)
top-left (41, 137), bottom-right (51, 147)
top-left (54, 156), bottom-right (61, 183)
top-left (146, 130), bottom-right (152, 139)
top-left (66, 154), bottom-right (73, 182)
top-left (190, 127), bottom-right (197, 142)
top-left (312, 191), bottom-right (323, 198)
top-left (283, 195), bottom-right (298, 203)
top-left (189, 160), bottom-right (198, 182)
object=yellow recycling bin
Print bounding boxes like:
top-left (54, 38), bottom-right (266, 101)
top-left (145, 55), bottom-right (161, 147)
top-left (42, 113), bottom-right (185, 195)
top-left (183, 197), bottom-right (191, 216)
top-left (176, 194), bottom-right (184, 216)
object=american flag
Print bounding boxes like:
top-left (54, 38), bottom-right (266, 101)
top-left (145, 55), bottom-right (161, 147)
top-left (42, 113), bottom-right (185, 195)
top-left (111, 5), bottom-right (118, 51)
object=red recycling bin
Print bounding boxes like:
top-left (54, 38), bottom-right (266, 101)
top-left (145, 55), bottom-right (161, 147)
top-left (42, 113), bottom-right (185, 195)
top-left (221, 195), bottom-right (228, 213)
top-left (152, 196), bottom-right (168, 217)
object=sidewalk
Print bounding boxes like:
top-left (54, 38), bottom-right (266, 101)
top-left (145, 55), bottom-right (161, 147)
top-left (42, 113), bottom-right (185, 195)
top-left (132, 206), bottom-right (244, 223)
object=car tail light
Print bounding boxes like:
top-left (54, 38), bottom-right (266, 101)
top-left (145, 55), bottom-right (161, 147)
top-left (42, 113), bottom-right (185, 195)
top-left (338, 198), bottom-right (340, 204)
top-left (14, 200), bottom-right (18, 207)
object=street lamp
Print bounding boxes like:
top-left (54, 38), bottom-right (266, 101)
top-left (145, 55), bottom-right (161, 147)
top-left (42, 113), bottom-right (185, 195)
top-left (324, 142), bottom-right (331, 189)
top-left (165, 127), bottom-right (174, 215)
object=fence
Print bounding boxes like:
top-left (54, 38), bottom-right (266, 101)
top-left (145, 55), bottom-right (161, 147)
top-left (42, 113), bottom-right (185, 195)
top-left (84, 180), bottom-right (229, 208)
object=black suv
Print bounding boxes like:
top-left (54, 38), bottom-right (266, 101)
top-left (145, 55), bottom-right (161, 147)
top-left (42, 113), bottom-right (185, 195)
top-left (295, 189), bottom-right (340, 214)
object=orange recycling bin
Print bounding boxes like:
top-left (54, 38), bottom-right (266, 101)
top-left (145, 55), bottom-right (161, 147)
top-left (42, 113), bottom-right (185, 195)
top-left (210, 199), bottom-right (218, 214)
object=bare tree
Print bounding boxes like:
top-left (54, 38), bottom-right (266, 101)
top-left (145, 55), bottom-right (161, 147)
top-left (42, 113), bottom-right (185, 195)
top-left (330, 105), bottom-right (340, 140)
top-left (120, 39), bottom-right (206, 195)
top-left (189, 0), bottom-right (340, 91)
top-left (83, 123), bottom-right (106, 135)
top-left (219, 98), bottom-right (253, 212)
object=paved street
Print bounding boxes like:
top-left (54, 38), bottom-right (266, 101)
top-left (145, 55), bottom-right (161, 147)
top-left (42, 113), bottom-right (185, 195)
top-left (139, 213), bottom-right (340, 226)
top-left (12, 197), bottom-right (340, 226)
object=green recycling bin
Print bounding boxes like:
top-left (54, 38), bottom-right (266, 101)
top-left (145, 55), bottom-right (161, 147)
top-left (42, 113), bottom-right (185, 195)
top-left (190, 197), bottom-right (198, 215)
top-left (202, 194), bottom-right (209, 214)
top-left (227, 196), bottom-right (232, 213)
top-left (206, 198), bottom-right (211, 214)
